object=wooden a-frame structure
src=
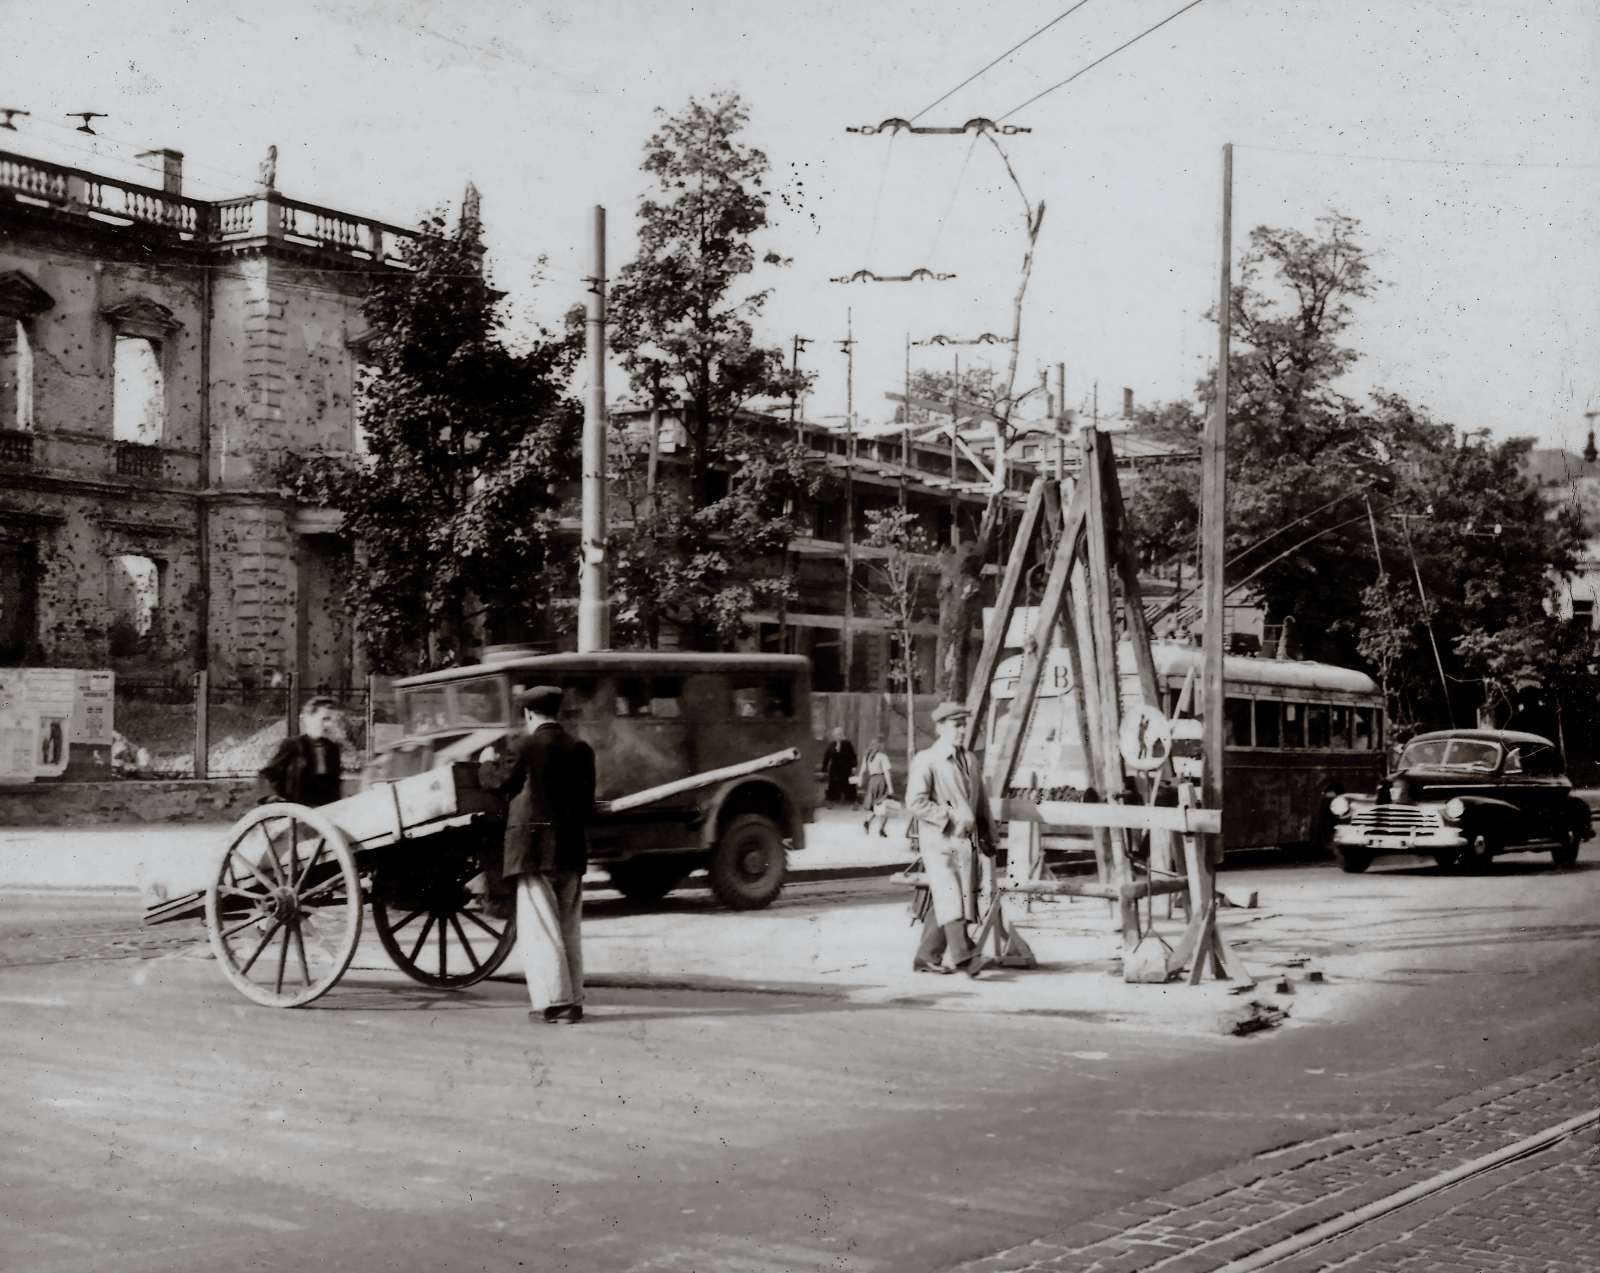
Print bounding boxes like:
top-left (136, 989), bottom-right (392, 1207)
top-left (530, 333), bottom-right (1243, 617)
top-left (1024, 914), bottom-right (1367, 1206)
top-left (960, 428), bottom-right (1251, 985)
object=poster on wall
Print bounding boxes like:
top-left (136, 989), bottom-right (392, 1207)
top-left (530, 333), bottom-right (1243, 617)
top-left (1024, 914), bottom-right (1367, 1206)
top-left (0, 670), bottom-right (115, 783)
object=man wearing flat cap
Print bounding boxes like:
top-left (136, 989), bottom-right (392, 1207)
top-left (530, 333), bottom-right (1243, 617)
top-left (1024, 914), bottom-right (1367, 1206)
top-left (905, 700), bottom-right (994, 976)
top-left (479, 685), bottom-right (595, 1025)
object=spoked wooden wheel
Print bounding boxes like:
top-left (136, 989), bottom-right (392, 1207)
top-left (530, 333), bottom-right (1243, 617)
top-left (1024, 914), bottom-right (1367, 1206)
top-left (205, 804), bottom-right (363, 1008)
top-left (370, 858), bottom-right (517, 990)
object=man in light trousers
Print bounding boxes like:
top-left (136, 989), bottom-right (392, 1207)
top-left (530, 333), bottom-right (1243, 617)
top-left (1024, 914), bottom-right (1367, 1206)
top-left (906, 700), bottom-right (993, 977)
top-left (479, 685), bottom-right (595, 1025)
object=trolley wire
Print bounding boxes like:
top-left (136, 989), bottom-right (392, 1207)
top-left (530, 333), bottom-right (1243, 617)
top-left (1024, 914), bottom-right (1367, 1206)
top-left (922, 132), bottom-right (980, 269)
top-left (999, 0), bottom-right (1210, 120)
top-left (910, 0), bottom-right (1094, 123)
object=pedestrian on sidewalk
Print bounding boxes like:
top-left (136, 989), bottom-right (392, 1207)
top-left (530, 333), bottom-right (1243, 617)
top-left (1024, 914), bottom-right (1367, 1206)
top-left (822, 727), bottom-right (857, 805)
top-left (478, 685), bottom-right (595, 1026)
top-left (905, 702), bottom-right (993, 977)
top-left (859, 736), bottom-right (896, 837)
top-left (258, 696), bottom-right (343, 808)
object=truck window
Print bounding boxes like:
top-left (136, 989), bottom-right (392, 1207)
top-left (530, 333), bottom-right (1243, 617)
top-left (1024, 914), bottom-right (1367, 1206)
top-left (731, 676), bottom-right (794, 719)
top-left (1282, 702), bottom-right (1305, 749)
top-left (454, 679), bottom-right (506, 727)
top-left (1306, 704), bottom-right (1330, 749)
top-left (1330, 704), bottom-right (1353, 750)
top-left (402, 687), bottom-right (450, 735)
top-left (1224, 697), bottom-right (1253, 747)
top-left (616, 677), bottom-right (683, 718)
top-left (1254, 699), bottom-right (1280, 748)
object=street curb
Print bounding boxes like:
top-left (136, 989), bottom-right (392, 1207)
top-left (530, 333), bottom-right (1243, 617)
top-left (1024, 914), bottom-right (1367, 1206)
top-left (946, 1041), bottom-right (1600, 1273)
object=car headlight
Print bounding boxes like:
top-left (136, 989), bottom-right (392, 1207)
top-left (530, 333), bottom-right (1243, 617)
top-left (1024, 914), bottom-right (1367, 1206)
top-left (1443, 798), bottom-right (1466, 825)
top-left (1329, 794), bottom-right (1351, 820)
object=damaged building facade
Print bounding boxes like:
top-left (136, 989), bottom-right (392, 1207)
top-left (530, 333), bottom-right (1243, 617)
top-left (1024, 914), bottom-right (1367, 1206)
top-left (0, 145), bottom-right (412, 691)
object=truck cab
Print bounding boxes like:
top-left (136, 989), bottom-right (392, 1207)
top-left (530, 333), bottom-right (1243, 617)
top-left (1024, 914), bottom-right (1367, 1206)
top-left (370, 651), bottom-right (817, 909)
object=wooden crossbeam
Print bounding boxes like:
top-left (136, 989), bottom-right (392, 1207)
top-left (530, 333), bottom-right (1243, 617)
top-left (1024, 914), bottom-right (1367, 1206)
top-left (964, 477), bottom-right (1050, 746)
top-left (999, 877), bottom-right (1190, 902)
top-left (999, 798), bottom-right (1222, 835)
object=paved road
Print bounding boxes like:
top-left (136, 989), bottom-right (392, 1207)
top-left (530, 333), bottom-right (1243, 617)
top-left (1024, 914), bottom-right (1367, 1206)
top-left (2, 849), bottom-right (1598, 1272)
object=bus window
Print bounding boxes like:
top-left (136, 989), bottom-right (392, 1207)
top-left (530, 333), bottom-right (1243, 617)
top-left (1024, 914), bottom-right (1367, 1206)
top-left (731, 676), bottom-right (793, 719)
top-left (515, 676), bottom-right (604, 720)
top-left (1254, 699), bottom-right (1280, 748)
top-left (649, 677), bottom-right (685, 717)
top-left (1224, 698), bottom-right (1253, 747)
top-left (1330, 704), bottom-right (1353, 750)
top-left (1353, 706), bottom-right (1375, 750)
top-left (1283, 702), bottom-right (1305, 749)
top-left (1307, 704), bottom-right (1330, 749)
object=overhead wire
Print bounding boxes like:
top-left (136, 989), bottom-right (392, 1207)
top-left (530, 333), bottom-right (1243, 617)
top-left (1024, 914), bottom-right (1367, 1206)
top-left (860, 129), bottom-right (900, 266)
top-left (922, 132), bottom-right (979, 269)
top-left (999, 0), bottom-right (1210, 120)
top-left (1235, 142), bottom-right (1600, 171)
top-left (910, 0), bottom-right (1095, 122)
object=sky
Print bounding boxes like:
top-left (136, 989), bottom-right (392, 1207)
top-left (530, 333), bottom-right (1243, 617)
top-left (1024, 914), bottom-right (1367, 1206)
top-left (4, 0), bottom-right (1597, 448)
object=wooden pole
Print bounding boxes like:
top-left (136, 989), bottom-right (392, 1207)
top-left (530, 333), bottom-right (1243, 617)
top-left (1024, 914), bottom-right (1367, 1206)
top-left (578, 205), bottom-right (609, 653)
top-left (1201, 143), bottom-right (1232, 874)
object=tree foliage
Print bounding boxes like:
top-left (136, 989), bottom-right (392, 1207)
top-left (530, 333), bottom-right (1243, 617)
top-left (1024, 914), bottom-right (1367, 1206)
top-left (1125, 213), bottom-right (1585, 732)
top-left (606, 94), bottom-right (818, 650)
top-left (280, 200), bottom-right (583, 673)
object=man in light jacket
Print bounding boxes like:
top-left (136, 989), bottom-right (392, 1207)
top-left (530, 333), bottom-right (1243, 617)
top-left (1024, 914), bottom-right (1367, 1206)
top-left (906, 701), bottom-right (993, 977)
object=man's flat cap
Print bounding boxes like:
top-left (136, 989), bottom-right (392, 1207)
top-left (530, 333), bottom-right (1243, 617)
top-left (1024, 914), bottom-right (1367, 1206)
top-left (514, 685), bottom-right (564, 715)
top-left (931, 701), bottom-right (971, 723)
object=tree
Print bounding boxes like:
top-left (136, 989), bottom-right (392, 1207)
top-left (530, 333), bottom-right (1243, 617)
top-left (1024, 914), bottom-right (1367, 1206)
top-left (1126, 214), bottom-right (1586, 729)
top-left (606, 94), bottom-right (816, 650)
top-left (280, 194), bottom-right (583, 673)
top-left (610, 93), bottom-right (807, 508)
top-left (857, 506), bottom-right (938, 769)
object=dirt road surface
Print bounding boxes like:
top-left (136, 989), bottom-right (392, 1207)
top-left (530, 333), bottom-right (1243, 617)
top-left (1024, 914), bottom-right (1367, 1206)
top-left (3, 849), bottom-right (1598, 1272)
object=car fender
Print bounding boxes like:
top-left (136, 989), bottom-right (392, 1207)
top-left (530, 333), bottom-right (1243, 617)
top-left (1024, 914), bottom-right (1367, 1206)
top-left (1564, 795), bottom-right (1596, 841)
top-left (697, 777), bottom-right (803, 852)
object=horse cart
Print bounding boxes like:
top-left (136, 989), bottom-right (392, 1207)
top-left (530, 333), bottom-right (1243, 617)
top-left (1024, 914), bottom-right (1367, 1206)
top-left (192, 747), bottom-right (803, 1009)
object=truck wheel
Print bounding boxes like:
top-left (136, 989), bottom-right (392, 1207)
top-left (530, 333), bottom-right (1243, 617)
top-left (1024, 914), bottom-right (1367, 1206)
top-left (1465, 832), bottom-right (1497, 872)
top-left (709, 814), bottom-right (787, 910)
top-left (1331, 843), bottom-right (1371, 874)
top-left (1552, 832), bottom-right (1580, 870)
top-left (607, 856), bottom-right (688, 902)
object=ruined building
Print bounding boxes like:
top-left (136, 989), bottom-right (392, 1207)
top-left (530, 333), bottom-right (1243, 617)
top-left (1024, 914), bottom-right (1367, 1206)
top-left (0, 144), bottom-right (413, 689)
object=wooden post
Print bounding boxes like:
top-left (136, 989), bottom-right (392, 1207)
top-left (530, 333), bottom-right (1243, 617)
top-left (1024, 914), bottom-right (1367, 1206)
top-left (193, 670), bottom-right (208, 781)
top-left (963, 476), bottom-right (1051, 743)
top-left (1202, 144), bottom-right (1232, 880)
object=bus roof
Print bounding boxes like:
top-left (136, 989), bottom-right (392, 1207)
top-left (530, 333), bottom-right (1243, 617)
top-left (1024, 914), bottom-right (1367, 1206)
top-left (394, 651), bottom-right (811, 690)
top-left (992, 641), bottom-right (1380, 698)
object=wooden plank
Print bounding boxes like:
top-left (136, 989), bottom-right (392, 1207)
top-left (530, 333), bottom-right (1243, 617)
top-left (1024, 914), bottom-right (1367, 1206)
top-left (1002, 798), bottom-right (1222, 834)
top-left (986, 480), bottom-right (1088, 792)
top-left (998, 877), bottom-right (1190, 902)
top-left (964, 477), bottom-right (1050, 747)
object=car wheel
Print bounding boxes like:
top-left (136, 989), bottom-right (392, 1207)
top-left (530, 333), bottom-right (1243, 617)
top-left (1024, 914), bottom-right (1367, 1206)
top-left (709, 814), bottom-right (788, 910)
top-left (1332, 843), bottom-right (1371, 874)
top-left (1551, 832), bottom-right (1580, 870)
top-left (1465, 832), bottom-right (1497, 872)
top-left (607, 856), bottom-right (689, 902)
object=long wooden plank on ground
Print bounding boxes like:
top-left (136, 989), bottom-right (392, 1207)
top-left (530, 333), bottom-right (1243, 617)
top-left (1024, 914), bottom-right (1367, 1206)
top-left (964, 476), bottom-right (1050, 748)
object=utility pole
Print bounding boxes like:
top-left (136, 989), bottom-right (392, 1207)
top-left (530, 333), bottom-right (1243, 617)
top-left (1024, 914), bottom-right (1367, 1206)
top-left (901, 333), bottom-right (911, 507)
top-left (1056, 361), bottom-right (1067, 482)
top-left (578, 205), bottom-right (609, 653)
top-left (950, 353), bottom-right (960, 546)
top-left (1200, 144), bottom-right (1231, 888)
top-left (790, 335), bottom-right (812, 443)
top-left (838, 311), bottom-right (857, 690)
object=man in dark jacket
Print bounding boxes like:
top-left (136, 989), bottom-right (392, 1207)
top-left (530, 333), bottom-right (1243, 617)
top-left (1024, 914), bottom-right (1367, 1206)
top-left (259, 697), bottom-right (342, 807)
top-left (478, 684), bottom-right (595, 1025)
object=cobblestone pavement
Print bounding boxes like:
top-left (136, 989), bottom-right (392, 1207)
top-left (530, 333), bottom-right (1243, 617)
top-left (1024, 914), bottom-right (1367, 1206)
top-left (950, 1045), bottom-right (1600, 1273)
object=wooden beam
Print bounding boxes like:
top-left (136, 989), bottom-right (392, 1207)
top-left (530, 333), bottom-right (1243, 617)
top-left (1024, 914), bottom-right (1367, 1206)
top-left (998, 877), bottom-right (1190, 902)
top-left (1000, 798), bottom-right (1222, 835)
top-left (964, 476), bottom-right (1050, 746)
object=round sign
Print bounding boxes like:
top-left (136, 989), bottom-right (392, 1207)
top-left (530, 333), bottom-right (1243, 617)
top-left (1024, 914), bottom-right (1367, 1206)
top-left (1119, 704), bottom-right (1172, 772)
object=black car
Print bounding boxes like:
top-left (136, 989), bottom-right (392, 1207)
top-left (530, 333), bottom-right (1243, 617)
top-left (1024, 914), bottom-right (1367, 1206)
top-left (1326, 729), bottom-right (1592, 872)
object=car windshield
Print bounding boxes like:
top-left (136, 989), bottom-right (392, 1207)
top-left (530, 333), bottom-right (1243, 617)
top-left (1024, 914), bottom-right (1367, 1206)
top-left (1444, 740), bottom-right (1501, 770)
top-left (1400, 739), bottom-right (1449, 767)
top-left (400, 681), bottom-right (509, 735)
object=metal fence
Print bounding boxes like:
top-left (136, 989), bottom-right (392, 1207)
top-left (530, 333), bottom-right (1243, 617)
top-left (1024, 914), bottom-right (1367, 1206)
top-left (111, 676), bottom-right (390, 780)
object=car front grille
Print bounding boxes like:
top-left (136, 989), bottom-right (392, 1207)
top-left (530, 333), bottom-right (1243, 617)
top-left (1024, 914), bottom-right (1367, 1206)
top-left (1350, 805), bottom-right (1440, 835)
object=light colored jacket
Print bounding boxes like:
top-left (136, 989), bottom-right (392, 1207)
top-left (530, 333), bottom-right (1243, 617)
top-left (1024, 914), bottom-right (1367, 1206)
top-left (906, 737), bottom-right (994, 845)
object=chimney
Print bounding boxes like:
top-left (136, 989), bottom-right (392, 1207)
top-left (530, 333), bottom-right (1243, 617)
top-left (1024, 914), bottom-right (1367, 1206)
top-left (137, 148), bottom-right (184, 195)
top-left (1122, 387), bottom-right (1134, 420)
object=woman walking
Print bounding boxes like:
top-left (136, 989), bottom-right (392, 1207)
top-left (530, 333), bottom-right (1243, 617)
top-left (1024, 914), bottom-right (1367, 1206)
top-left (859, 736), bottom-right (895, 837)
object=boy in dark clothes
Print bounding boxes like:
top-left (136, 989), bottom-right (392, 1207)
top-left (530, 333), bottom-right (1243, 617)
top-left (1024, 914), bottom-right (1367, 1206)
top-left (259, 696), bottom-right (342, 807)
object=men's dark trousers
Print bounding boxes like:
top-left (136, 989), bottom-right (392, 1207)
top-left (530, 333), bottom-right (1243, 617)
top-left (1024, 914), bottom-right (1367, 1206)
top-left (915, 915), bottom-right (973, 968)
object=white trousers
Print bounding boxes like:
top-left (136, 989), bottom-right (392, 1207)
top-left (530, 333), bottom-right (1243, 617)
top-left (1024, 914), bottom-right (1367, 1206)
top-left (923, 831), bottom-right (975, 927)
top-left (515, 871), bottom-right (584, 1010)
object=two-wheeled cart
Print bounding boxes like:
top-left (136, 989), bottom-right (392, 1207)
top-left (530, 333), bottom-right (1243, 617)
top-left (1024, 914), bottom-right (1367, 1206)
top-left (196, 748), bottom-right (801, 1008)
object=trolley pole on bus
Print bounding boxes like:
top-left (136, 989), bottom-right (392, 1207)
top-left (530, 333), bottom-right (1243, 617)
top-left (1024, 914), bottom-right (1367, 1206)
top-left (578, 205), bottom-right (610, 653)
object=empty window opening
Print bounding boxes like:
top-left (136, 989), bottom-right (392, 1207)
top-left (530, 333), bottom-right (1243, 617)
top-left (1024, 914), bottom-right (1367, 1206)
top-left (0, 321), bottom-right (34, 430)
top-left (113, 335), bottom-right (164, 444)
top-left (107, 555), bottom-right (160, 651)
top-left (1571, 598), bottom-right (1594, 626)
top-left (0, 540), bottom-right (39, 664)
